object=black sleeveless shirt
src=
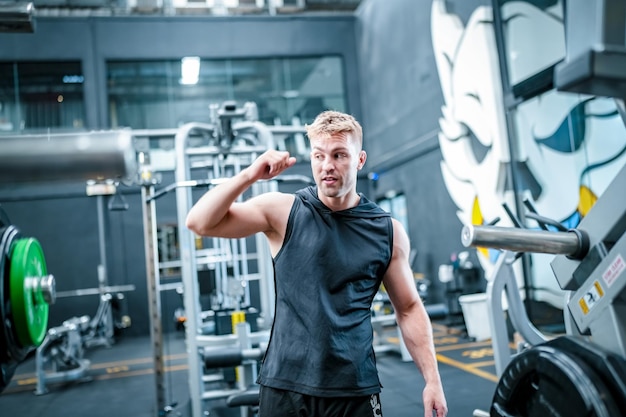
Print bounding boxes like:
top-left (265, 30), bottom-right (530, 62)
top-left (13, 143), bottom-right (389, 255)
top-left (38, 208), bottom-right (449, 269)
top-left (257, 186), bottom-right (393, 397)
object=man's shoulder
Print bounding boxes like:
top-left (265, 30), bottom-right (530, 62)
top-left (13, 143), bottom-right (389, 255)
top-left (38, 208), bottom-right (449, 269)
top-left (254, 191), bottom-right (295, 203)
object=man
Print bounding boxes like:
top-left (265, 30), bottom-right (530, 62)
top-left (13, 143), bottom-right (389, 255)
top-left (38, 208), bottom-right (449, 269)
top-left (186, 111), bottom-right (448, 417)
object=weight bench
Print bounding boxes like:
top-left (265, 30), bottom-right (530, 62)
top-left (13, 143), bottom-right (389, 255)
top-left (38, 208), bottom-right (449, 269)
top-left (226, 385), bottom-right (260, 417)
top-left (203, 343), bottom-right (265, 417)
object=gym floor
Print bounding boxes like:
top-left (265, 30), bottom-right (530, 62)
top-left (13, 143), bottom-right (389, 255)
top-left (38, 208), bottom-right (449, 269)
top-left (0, 320), bottom-right (499, 417)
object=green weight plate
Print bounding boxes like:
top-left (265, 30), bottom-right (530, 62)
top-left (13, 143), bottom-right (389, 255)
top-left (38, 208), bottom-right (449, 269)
top-left (0, 226), bottom-right (30, 363)
top-left (9, 238), bottom-right (49, 348)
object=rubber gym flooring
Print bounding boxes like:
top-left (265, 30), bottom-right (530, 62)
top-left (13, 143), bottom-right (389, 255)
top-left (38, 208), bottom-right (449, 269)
top-left (0, 320), bottom-right (499, 417)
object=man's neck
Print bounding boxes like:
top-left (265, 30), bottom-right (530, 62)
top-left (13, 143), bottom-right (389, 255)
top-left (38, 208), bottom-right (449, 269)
top-left (318, 191), bottom-right (361, 212)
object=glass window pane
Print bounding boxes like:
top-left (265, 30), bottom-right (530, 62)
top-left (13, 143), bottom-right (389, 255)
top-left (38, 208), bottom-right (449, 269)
top-left (107, 56), bottom-right (346, 130)
top-left (0, 61), bottom-right (85, 134)
top-left (391, 194), bottom-right (409, 232)
top-left (287, 56), bottom-right (346, 125)
top-left (377, 194), bottom-right (409, 234)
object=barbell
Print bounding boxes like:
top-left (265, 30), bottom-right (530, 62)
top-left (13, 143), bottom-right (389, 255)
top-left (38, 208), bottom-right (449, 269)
top-left (0, 223), bottom-right (55, 393)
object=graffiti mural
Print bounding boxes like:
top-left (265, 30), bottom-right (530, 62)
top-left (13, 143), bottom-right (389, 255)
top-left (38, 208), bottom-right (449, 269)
top-left (431, 0), bottom-right (626, 306)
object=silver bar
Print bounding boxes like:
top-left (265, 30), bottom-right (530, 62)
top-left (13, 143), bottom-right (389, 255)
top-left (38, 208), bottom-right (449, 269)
top-left (202, 374), bottom-right (224, 383)
top-left (141, 185), bottom-right (166, 414)
top-left (0, 131), bottom-right (136, 184)
top-left (462, 225), bottom-right (582, 256)
top-left (158, 282), bottom-right (182, 292)
top-left (55, 284), bottom-right (136, 298)
top-left (196, 330), bottom-right (271, 348)
top-left (186, 145), bottom-right (267, 157)
top-left (0, 2), bottom-right (35, 33)
top-left (96, 196), bottom-right (108, 288)
top-left (268, 125), bottom-right (307, 135)
top-left (201, 388), bottom-right (243, 401)
top-left (174, 123), bottom-right (208, 417)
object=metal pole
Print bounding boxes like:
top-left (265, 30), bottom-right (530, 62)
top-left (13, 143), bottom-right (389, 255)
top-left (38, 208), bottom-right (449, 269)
top-left (96, 195), bottom-right (114, 342)
top-left (0, 2), bottom-right (35, 33)
top-left (141, 185), bottom-right (166, 416)
top-left (0, 131), bottom-right (136, 184)
top-left (175, 123), bottom-right (211, 417)
top-left (461, 224), bottom-right (585, 257)
top-left (253, 178), bottom-right (276, 327)
top-left (96, 195), bottom-right (108, 287)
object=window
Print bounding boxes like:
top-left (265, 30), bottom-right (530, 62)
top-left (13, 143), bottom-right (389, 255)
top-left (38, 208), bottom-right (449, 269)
top-left (0, 61), bottom-right (86, 134)
top-left (107, 56), bottom-right (346, 130)
top-left (378, 193), bottom-right (409, 234)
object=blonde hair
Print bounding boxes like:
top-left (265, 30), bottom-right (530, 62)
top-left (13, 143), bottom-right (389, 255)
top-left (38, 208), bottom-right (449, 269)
top-left (305, 110), bottom-right (363, 148)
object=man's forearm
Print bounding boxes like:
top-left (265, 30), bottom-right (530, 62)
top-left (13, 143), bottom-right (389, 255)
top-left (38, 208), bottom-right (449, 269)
top-left (397, 305), bottom-right (442, 385)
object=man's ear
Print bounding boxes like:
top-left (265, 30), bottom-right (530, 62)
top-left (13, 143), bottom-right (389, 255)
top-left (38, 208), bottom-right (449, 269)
top-left (358, 150), bottom-right (367, 170)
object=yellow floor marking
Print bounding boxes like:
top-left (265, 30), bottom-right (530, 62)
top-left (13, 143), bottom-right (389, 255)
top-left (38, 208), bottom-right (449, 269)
top-left (468, 360), bottom-right (496, 368)
top-left (13, 353), bottom-right (188, 379)
top-left (436, 354), bottom-right (499, 383)
top-left (7, 363), bottom-right (190, 393)
top-left (90, 353), bottom-right (187, 370)
top-left (432, 323), bottom-right (465, 335)
top-left (95, 364), bottom-right (188, 380)
top-left (435, 340), bottom-right (493, 352)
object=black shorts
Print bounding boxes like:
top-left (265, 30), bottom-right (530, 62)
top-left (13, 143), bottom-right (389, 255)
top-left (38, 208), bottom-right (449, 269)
top-left (258, 385), bottom-right (383, 417)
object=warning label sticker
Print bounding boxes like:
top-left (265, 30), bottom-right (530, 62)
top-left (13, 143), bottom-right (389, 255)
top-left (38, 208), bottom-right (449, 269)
top-left (603, 254), bottom-right (625, 288)
top-left (579, 281), bottom-right (605, 315)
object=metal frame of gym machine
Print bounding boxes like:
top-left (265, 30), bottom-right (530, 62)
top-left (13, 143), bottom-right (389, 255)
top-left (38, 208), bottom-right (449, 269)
top-left (140, 102), bottom-right (310, 417)
top-left (463, 141), bottom-right (626, 417)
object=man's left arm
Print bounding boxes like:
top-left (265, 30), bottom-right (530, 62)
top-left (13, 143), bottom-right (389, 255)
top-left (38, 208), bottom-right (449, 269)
top-left (382, 219), bottom-right (448, 417)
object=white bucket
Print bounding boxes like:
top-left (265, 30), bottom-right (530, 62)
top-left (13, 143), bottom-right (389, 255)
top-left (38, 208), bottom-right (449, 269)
top-left (458, 292), bottom-right (491, 341)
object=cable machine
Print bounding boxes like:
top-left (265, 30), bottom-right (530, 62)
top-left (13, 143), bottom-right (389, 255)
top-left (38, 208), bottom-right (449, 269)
top-left (140, 101), bottom-right (311, 417)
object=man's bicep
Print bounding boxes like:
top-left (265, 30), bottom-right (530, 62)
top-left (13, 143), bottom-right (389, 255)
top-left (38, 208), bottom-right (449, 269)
top-left (384, 263), bottom-right (420, 314)
top-left (219, 191), bottom-right (292, 238)
top-left (383, 219), bottom-right (421, 314)
top-left (199, 196), bottom-right (271, 238)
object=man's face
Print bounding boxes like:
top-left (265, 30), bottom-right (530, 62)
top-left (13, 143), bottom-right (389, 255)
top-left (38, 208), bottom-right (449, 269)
top-left (309, 132), bottom-right (365, 199)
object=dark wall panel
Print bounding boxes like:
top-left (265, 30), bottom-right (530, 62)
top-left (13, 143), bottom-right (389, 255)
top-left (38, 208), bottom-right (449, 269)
top-left (355, 0), bottom-right (487, 301)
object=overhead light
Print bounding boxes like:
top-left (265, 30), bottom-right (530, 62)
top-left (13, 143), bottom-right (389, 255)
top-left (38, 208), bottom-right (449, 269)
top-left (180, 56), bottom-right (200, 85)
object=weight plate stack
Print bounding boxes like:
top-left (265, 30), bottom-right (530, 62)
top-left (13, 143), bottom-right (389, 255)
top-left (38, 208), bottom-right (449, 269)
top-left (0, 224), bottom-right (54, 394)
top-left (9, 236), bottom-right (49, 348)
top-left (0, 209), bottom-right (14, 392)
top-left (491, 336), bottom-right (626, 417)
top-left (0, 225), bottom-right (27, 393)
